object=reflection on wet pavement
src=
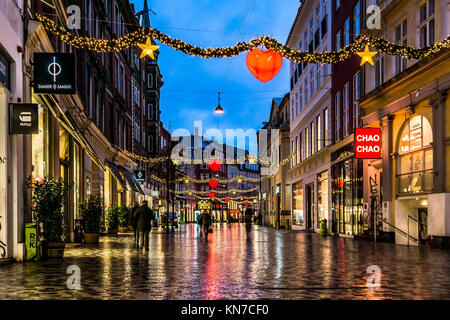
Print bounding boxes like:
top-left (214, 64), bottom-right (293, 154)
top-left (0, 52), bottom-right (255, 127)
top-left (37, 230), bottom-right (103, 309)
top-left (1, 223), bottom-right (450, 299)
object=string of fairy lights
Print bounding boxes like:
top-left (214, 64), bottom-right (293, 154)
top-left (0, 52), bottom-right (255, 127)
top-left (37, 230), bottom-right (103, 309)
top-left (171, 186), bottom-right (259, 195)
top-left (123, 149), bottom-right (295, 167)
top-left (36, 13), bottom-right (450, 63)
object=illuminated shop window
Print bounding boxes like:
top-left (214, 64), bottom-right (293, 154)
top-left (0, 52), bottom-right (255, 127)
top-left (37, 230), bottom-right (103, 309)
top-left (398, 115), bottom-right (433, 195)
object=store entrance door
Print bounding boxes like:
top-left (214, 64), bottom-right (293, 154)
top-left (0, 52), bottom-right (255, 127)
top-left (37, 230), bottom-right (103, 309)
top-left (305, 184), bottom-right (314, 230)
top-left (418, 208), bottom-right (429, 244)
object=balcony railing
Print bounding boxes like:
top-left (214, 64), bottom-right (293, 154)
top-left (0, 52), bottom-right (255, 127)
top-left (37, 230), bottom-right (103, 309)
top-left (397, 169), bottom-right (433, 195)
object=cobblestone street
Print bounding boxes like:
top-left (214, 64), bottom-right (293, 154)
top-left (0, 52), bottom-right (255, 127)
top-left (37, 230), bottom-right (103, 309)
top-left (1, 223), bottom-right (450, 300)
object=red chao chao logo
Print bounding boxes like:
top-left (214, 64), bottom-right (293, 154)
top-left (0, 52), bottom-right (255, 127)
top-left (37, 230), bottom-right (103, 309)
top-left (355, 128), bottom-right (381, 159)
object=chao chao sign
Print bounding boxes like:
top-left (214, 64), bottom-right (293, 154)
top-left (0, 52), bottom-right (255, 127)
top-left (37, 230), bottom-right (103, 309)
top-left (355, 128), bottom-right (381, 159)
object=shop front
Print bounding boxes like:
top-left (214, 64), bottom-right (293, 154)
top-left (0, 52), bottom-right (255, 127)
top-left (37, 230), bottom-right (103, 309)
top-left (331, 144), bottom-right (364, 236)
top-left (292, 182), bottom-right (304, 229)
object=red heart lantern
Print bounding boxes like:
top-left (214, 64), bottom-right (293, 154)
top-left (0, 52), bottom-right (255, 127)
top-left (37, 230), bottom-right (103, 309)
top-left (209, 180), bottom-right (218, 188)
top-left (216, 204), bottom-right (219, 209)
top-left (208, 191), bottom-right (215, 198)
top-left (208, 159), bottom-right (222, 172)
top-left (246, 49), bottom-right (283, 83)
top-left (225, 198), bottom-right (230, 203)
top-left (244, 201), bottom-right (249, 206)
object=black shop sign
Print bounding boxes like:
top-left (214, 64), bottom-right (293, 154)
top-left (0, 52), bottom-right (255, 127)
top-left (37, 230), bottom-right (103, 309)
top-left (9, 103), bottom-right (39, 134)
top-left (33, 53), bottom-right (76, 94)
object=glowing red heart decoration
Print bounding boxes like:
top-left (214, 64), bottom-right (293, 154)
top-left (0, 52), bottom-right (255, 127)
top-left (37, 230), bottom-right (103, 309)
top-left (209, 180), bottom-right (218, 188)
top-left (208, 159), bottom-right (222, 172)
top-left (246, 49), bottom-right (283, 83)
top-left (244, 201), bottom-right (249, 206)
top-left (225, 198), bottom-right (230, 203)
top-left (208, 191), bottom-right (215, 198)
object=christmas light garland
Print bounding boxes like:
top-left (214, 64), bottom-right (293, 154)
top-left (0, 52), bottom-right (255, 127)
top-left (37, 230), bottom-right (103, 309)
top-left (194, 195), bottom-right (257, 201)
top-left (171, 186), bottom-right (259, 195)
top-left (150, 173), bottom-right (272, 184)
top-left (123, 149), bottom-right (295, 167)
top-left (36, 13), bottom-right (450, 63)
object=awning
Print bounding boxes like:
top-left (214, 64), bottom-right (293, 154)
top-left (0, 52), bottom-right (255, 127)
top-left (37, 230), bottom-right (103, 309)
top-left (119, 167), bottom-right (145, 194)
top-left (105, 161), bottom-right (127, 190)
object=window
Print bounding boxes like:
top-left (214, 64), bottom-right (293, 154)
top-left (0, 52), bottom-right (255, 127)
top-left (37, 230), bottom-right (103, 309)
top-left (299, 87), bottom-right (303, 112)
top-left (324, 108), bottom-right (329, 146)
top-left (353, 1), bottom-right (361, 39)
top-left (305, 127), bottom-right (310, 158)
top-left (304, 79), bottom-right (309, 106)
top-left (398, 116), bottom-right (433, 194)
top-left (291, 140), bottom-right (296, 167)
top-left (344, 18), bottom-right (350, 46)
top-left (311, 121), bottom-right (316, 155)
top-left (353, 72), bottom-right (361, 129)
top-left (148, 73), bottom-right (153, 88)
top-left (317, 114), bottom-right (322, 151)
top-left (310, 69), bottom-right (314, 97)
top-left (336, 0), bottom-right (341, 11)
top-left (395, 20), bottom-right (408, 74)
top-left (134, 112), bottom-right (140, 142)
top-left (335, 92), bottom-right (341, 142)
top-left (299, 132), bottom-right (303, 161)
top-left (295, 136), bottom-right (299, 163)
top-left (343, 83), bottom-right (350, 137)
top-left (335, 31), bottom-right (341, 50)
top-left (419, 0), bottom-right (435, 48)
top-left (148, 135), bottom-right (153, 152)
top-left (375, 56), bottom-right (385, 87)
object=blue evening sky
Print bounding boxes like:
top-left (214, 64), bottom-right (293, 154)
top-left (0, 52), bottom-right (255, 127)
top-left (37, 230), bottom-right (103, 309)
top-left (130, 0), bottom-right (299, 137)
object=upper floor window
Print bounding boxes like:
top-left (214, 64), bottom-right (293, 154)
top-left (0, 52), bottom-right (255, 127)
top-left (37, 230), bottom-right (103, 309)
top-left (317, 114), bottom-right (322, 151)
top-left (353, 71), bottom-right (361, 129)
top-left (344, 18), bottom-right (350, 46)
top-left (324, 108), bottom-right (329, 147)
top-left (343, 82), bottom-right (350, 137)
top-left (419, 0), bottom-right (435, 48)
top-left (335, 91), bottom-right (341, 142)
top-left (395, 20), bottom-right (408, 74)
top-left (353, 1), bottom-right (361, 39)
top-left (375, 55), bottom-right (385, 87)
top-left (335, 31), bottom-right (341, 50)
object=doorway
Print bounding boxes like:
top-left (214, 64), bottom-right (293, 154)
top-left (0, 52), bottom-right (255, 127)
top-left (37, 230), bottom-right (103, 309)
top-left (418, 208), bottom-right (428, 244)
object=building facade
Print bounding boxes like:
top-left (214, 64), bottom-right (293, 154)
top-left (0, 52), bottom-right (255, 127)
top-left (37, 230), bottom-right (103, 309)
top-left (286, 0), bottom-right (332, 232)
top-left (359, 0), bottom-right (450, 246)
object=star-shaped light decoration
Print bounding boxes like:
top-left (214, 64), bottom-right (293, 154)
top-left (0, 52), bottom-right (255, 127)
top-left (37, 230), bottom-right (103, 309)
top-left (248, 155), bottom-right (257, 164)
top-left (237, 178), bottom-right (243, 183)
top-left (184, 179), bottom-right (189, 184)
top-left (188, 191), bottom-right (192, 195)
top-left (172, 159), bottom-right (179, 165)
top-left (138, 38), bottom-right (160, 60)
top-left (356, 45), bottom-right (377, 66)
top-left (232, 191), bottom-right (236, 195)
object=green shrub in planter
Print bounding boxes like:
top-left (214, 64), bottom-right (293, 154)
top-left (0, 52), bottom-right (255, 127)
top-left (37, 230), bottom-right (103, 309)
top-left (80, 194), bottom-right (104, 234)
top-left (118, 206), bottom-right (131, 228)
top-left (27, 176), bottom-right (67, 243)
top-left (107, 206), bottom-right (120, 231)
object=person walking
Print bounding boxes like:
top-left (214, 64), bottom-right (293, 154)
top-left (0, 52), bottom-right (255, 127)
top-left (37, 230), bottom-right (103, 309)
top-left (244, 207), bottom-right (254, 233)
top-left (131, 201), bottom-right (140, 243)
top-left (197, 211), bottom-right (212, 239)
top-left (135, 200), bottom-right (154, 249)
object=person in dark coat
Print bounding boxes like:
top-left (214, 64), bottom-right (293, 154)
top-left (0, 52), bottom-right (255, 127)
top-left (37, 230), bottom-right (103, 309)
top-left (135, 200), bottom-right (154, 249)
top-left (197, 211), bottom-right (212, 239)
top-left (131, 202), bottom-right (140, 243)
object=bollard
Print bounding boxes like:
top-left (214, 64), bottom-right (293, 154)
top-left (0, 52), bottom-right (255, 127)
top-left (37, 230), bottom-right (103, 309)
top-left (285, 219), bottom-right (291, 230)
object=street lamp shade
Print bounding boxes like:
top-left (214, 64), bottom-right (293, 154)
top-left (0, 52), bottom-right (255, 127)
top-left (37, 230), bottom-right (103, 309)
top-left (214, 92), bottom-right (224, 114)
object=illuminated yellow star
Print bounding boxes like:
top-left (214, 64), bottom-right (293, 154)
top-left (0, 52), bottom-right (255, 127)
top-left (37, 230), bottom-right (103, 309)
top-left (232, 191), bottom-right (236, 195)
top-left (137, 38), bottom-right (160, 60)
top-left (237, 178), bottom-right (243, 183)
top-left (172, 159), bottom-right (179, 165)
top-left (188, 191), bottom-right (192, 195)
top-left (248, 157), bottom-right (256, 164)
top-left (184, 179), bottom-right (189, 184)
top-left (356, 45), bottom-right (377, 66)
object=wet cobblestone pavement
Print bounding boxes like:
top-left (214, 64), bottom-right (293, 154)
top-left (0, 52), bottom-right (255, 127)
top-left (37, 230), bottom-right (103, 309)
top-left (1, 223), bottom-right (450, 299)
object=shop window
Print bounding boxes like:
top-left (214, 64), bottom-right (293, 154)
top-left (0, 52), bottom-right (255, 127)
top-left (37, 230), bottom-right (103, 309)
top-left (292, 183), bottom-right (304, 226)
top-left (317, 171), bottom-right (329, 228)
top-left (397, 115), bottom-right (433, 195)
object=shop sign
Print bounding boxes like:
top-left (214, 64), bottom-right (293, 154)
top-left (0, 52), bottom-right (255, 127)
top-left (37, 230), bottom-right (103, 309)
top-left (355, 128), bottom-right (381, 159)
top-left (9, 103), bottom-right (39, 134)
top-left (33, 53), bottom-right (76, 94)
top-left (134, 169), bottom-right (146, 182)
top-left (0, 50), bottom-right (10, 89)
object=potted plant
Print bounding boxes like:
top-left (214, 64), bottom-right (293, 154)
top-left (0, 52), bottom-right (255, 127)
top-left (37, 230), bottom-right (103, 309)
top-left (118, 206), bottom-right (130, 233)
top-left (28, 176), bottom-right (67, 259)
top-left (80, 194), bottom-right (104, 244)
top-left (106, 206), bottom-right (120, 234)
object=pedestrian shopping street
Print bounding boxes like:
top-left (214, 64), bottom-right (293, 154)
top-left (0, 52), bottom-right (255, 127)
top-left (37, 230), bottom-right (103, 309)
top-left (1, 223), bottom-right (449, 300)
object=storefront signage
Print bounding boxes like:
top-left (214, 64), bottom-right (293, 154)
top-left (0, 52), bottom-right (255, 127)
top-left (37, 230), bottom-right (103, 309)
top-left (134, 169), bottom-right (146, 182)
top-left (9, 103), bottom-right (39, 134)
top-left (33, 53), bottom-right (76, 94)
top-left (355, 128), bottom-right (381, 159)
top-left (0, 50), bottom-right (10, 89)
